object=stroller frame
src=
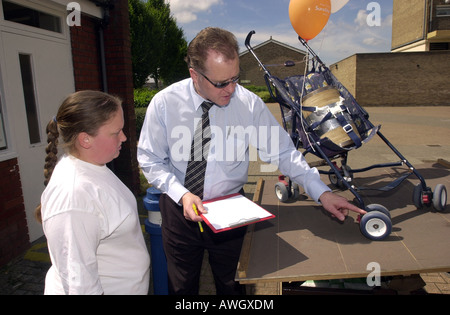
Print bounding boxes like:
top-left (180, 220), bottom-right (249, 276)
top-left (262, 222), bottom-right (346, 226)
top-left (245, 31), bottom-right (447, 240)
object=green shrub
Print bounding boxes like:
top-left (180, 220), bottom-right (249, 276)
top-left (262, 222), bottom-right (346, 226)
top-left (134, 88), bottom-right (159, 137)
top-left (244, 85), bottom-right (268, 93)
top-left (256, 91), bottom-right (273, 103)
top-left (135, 107), bottom-right (147, 138)
top-left (243, 85), bottom-right (274, 103)
top-left (134, 88), bottom-right (159, 108)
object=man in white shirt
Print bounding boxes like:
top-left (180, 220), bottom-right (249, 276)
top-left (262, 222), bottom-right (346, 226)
top-left (138, 27), bottom-right (365, 295)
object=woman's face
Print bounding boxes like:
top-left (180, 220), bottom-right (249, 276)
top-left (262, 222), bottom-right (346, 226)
top-left (78, 107), bottom-right (127, 166)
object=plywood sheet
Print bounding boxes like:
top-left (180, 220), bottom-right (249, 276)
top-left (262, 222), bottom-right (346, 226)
top-left (237, 163), bottom-right (450, 284)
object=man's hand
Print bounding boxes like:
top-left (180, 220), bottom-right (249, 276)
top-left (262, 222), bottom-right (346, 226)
top-left (319, 191), bottom-right (366, 221)
top-left (180, 192), bottom-right (207, 222)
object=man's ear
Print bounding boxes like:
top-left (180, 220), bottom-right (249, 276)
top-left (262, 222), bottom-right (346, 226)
top-left (77, 132), bottom-right (91, 149)
top-left (189, 67), bottom-right (197, 81)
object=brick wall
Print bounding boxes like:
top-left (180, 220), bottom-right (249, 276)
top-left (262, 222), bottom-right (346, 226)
top-left (70, 14), bottom-right (102, 91)
top-left (330, 56), bottom-right (357, 96)
top-left (0, 159), bottom-right (29, 266)
top-left (240, 41), bottom-right (307, 86)
top-left (332, 51), bottom-right (450, 107)
top-left (102, 0), bottom-right (140, 195)
top-left (70, 0), bottom-right (140, 194)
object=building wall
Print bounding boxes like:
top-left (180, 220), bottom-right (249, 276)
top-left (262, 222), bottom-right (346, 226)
top-left (0, 0), bottom-right (138, 267)
top-left (240, 41), bottom-right (307, 86)
top-left (0, 158), bottom-right (28, 266)
top-left (429, 0), bottom-right (450, 31)
top-left (70, 0), bottom-right (139, 195)
top-left (330, 55), bottom-right (357, 96)
top-left (392, 0), bottom-right (450, 52)
top-left (102, 0), bottom-right (140, 194)
top-left (71, 14), bottom-right (102, 91)
top-left (391, 0), bottom-right (427, 51)
top-left (332, 51), bottom-right (450, 107)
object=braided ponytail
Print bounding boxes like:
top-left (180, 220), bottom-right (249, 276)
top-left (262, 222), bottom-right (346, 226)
top-left (35, 119), bottom-right (59, 223)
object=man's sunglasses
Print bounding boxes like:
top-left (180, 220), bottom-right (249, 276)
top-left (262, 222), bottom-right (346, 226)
top-left (196, 69), bottom-right (240, 89)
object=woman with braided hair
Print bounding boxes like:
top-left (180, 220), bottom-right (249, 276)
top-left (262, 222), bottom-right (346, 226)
top-left (36, 90), bottom-right (150, 295)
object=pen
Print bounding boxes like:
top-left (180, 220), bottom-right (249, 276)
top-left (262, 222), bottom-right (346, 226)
top-left (192, 204), bottom-right (204, 233)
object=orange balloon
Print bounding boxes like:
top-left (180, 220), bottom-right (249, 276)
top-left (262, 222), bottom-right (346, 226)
top-left (289, 0), bottom-right (331, 41)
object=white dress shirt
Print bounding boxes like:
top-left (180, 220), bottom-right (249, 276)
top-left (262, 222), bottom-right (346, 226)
top-left (137, 78), bottom-right (330, 203)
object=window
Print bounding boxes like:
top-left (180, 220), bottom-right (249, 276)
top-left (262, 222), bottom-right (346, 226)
top-left (19, 54), bottom-right (41, 145)
top-left (430, 42), bottom-right (449, 50)
top-left (2, 0), bottom-right (62, 33)
top-left (436, 5), bottom-right (450, 17)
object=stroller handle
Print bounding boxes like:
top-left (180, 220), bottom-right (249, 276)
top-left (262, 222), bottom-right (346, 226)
top-left (245, 30), bottom-right (256, 49)
top-left (245, 30), bottom-right (271, 76)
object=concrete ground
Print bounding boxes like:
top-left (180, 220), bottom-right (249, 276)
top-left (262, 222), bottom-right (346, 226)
top-left (0, 106), bottom-right (449, 295)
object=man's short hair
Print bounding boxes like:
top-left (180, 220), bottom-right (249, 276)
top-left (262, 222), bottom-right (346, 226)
top-left (185, 27), bottom-right (239, 73)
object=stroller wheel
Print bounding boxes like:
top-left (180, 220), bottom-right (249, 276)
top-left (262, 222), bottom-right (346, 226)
top-left (365, 204), bottom-right (391, 219)
top-left (328, 170), bottom-right (345, 189)
top-left (412, 184), bottom-right (424, 209)
top-left (291, 183), bottom-right (300, 200)
top-left (433, 184), bottom-right (447, 212)
top-left (275, 182), bottom-right (289, 202)
top-left (328, 171), bottom-right (340, 187)
top-left (360, 211), bottom-right (392, 241)
top-left (328, 165), bottom-right (353, 190)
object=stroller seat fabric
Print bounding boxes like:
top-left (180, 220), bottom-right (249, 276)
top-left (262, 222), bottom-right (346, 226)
top-left (273, 69), bottom-right (377, 157)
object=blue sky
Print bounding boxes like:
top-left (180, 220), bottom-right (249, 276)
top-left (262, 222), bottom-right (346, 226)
top-left (166, 0), bottom-right (393, 65)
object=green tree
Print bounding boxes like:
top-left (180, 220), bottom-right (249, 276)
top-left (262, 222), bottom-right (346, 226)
top-left (129, 0), bottom-right (189, 88)
top-left (129, 0), bottom-right (161, 88)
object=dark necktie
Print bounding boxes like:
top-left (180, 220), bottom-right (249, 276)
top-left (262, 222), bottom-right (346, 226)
top-left (184, 101), bottom-right (214, 200)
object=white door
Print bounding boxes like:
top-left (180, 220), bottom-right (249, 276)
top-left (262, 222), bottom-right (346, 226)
top-left (1, 30), bottom-right (74, 241)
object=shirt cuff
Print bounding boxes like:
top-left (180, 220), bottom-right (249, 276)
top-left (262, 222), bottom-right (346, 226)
top-left (167, 181), bottom-right (189, 205)
top-left (306, 180), bottom-right (332, 204)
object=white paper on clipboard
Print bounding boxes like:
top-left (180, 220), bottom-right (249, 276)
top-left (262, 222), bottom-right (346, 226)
top-left (201, 193), bottom-right (275, 233)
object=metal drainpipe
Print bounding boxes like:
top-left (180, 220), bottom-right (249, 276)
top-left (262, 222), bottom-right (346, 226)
top-left (92, 0), bottom-right (115, 170)
top-left (97, 2), bottom-right (112, 93)
top-left (99, 26), bottom-right (108, 93)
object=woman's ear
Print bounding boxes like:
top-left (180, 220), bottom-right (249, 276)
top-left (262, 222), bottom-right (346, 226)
top-left (77, 132), bottom-right (92, 149)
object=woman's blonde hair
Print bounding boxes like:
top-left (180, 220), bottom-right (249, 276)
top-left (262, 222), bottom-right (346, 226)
top-left (35, 90), bottom-right (122, 223)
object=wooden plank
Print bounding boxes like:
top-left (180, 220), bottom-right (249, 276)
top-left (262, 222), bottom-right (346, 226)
top-left (438, 158), bottom-right (450, 168)
top-left (237, 163), bottom-right (450, 285)
top-left (236, 178), bottom-right (264, 279)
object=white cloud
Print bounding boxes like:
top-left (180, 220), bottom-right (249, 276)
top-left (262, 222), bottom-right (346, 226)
top-left (166, 0), bottom-right (223, 23)
top-left (354, 9), bottom-right (368, 27)
top-left (363, 37), bottom-right (384, 46)
top-left (174, 11), bottom-right (198, 23)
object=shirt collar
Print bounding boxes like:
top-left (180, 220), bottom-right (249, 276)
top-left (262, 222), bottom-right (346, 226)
top-left (189, 78), bottom-right (213, 111)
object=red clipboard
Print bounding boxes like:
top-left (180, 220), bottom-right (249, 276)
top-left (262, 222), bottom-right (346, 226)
top-left (200, 193), bottom-right (275, 233)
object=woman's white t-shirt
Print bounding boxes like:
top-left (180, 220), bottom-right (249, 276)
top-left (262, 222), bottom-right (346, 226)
top-left (41, 154), bottom-right (150, 295)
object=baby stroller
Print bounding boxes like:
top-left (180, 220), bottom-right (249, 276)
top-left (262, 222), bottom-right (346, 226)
top-left (245, 31), bottom-right (447, 241)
